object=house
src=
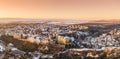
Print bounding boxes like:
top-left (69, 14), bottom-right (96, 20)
top-left (0, 40), bottom-right (6, 52)
top-left (31, 51), bottom-right (42, 59)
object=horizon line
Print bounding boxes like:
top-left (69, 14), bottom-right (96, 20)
top-left (0, 17), bottom-right (120, 21)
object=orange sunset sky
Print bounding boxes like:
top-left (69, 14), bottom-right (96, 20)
top-left (0, 0), bottom-right (120, 20)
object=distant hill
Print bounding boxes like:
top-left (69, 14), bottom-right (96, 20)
top-left (91, 19), bottom-right (120, 23)
top-left (0, 18), bottom-right (119, 24)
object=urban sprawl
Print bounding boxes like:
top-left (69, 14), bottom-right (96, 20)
top-left (0, 22), bottom-right (120, 59)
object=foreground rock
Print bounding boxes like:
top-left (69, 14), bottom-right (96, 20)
top-left (54, 47), bottom-right (120, 59)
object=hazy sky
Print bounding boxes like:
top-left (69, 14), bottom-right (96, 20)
top-left (0, 0), bottom-right (120, 20)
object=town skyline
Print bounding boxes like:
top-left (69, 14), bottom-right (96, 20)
top-left (0, 18), bottom-right (120, 24)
